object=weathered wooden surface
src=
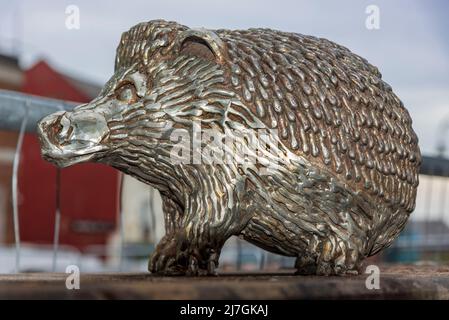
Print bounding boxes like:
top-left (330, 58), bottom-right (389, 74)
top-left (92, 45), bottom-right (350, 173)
top-left (0, 265), bottom-right (448, 299)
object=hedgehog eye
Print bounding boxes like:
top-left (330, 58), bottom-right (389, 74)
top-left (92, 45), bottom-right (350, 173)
top-left (116, 83), bottom-right (137, 103)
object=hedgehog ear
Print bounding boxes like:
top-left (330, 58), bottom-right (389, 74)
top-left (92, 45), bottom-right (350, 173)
top-left (173, 28), bottom-right (226, 64)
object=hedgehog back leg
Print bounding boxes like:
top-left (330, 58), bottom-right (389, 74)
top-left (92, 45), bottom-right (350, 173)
top-left (240, 165), bottom-right (372, 276)
top-left (294, 233), bottom-right (364, 276)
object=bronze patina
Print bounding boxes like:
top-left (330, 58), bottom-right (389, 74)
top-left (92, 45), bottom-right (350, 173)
top-left (38, 20), bottom-right (421, 276)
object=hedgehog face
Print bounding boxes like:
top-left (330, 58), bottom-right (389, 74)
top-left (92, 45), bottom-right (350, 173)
top-left (38, 65), bottom-right (149, 168)
top-left (38, 25), bottom-right (241, 181)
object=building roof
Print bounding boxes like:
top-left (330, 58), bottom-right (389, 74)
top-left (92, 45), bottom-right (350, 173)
top-left (22, 60), bottom-right (101, 103)
top-left (0, 53), bottom-right (23, 91)
top-left (0, 54), bottom-right (19, 67)
top-left (1, 52), bottom-right (101, 102)
top-left (63, 73), bottom-right (102, 101)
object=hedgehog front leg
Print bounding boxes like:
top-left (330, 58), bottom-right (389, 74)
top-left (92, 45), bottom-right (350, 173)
top-left (148, 196), bottom-right (197, 275)
top-left (149, 192), bottom-right (237, 276)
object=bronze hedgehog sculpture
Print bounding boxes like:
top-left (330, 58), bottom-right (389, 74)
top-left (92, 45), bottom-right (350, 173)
top-left (38, 20), bottom-right (421, 276)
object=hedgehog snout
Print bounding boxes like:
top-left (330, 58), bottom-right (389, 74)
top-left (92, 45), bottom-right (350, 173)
top-left (38, 109), bottom-right (110, 167)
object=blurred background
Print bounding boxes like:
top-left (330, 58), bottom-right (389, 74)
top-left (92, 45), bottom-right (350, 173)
top-left (0, 0), bottom-right (448, 273)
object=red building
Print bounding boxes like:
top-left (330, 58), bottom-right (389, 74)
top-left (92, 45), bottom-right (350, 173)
top-left (1, 58), bottom-right (119, 250)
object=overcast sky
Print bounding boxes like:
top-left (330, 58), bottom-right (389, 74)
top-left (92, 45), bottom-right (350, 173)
top-left (0, 0), bottom-right (448, 155)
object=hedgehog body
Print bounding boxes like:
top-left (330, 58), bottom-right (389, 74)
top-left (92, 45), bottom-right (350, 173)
top-left (38, 20), bottom-right (421, 275)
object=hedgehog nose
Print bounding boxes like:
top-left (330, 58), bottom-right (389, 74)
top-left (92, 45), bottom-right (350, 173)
top-left (38, 109), bottom-right (109, 151)
top-left (37, 111), bottom-right (67, 150)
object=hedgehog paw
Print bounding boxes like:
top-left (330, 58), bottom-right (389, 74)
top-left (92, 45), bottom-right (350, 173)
top-left (149, 235), bottom-right (185, 275)
top-left (185, 249), bottom-right (219, 276)
top-left (294, 255), bottom-right (317, 275)
top-left (149, 234), bottom-right (220, 276)
top-left (295, 237), bottom-right (363, 276)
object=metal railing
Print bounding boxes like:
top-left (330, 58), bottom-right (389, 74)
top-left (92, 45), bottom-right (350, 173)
top-left (1, 90), bottom-right (75, 273)
top-left (0, 90), bottom-right (75, 133)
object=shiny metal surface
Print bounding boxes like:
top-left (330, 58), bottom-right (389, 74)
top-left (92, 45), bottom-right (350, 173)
top-left (11, 103), bottom-right (28, 273)
top-left (37, 20), bottom-right (421, 276)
